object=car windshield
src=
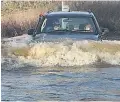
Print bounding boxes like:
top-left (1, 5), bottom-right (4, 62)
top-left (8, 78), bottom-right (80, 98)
top-left (40, 16), bottom-right (96, 33)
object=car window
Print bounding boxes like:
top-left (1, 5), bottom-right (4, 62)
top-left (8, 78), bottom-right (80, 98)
top-left (41, 16), bottom-right (96, 33)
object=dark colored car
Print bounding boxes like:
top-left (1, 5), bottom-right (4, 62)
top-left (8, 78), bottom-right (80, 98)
top-left (28, 11), bottom-right (107, 41)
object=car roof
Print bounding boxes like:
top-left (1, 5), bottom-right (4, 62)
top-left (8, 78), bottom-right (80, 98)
top-left (45, 11), bottom-right (94, 17)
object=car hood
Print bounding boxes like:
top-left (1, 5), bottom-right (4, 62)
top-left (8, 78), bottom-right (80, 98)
top-left (33, 32), bottom-right (99, 42)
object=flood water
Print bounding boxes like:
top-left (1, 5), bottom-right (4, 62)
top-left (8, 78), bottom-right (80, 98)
top-left (1, 34), bottom-right (120, 101)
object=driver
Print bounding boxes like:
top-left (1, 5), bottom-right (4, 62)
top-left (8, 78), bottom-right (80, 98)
top-left (84, 24), bottom-right (93, 32)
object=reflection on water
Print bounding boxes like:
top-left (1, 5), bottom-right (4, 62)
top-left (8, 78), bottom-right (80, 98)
top-left (1, 35), bottom-right (120, 101)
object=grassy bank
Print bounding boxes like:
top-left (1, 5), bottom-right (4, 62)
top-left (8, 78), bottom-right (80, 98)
top-left (1, 1), bottom-right (120, 37)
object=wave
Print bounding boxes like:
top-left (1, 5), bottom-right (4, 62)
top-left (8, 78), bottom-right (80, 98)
top-left (1, 35), bottom-right (120, 67)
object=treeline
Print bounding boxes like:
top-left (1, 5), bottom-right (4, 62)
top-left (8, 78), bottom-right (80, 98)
top-left (1, 1), bottom-right (59, 37)
top-left (1, 1), bottom-right (120, 37)
top-left (1, 1), bottom-right (58, 16)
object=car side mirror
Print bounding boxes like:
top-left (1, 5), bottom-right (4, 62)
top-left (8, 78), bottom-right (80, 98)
top-left (101, 28), bottom-right (109, 35)
top-left (28, 29), bottom-right (35, 35)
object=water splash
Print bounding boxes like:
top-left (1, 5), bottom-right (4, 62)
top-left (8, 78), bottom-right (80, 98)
top-left (1, 35), bottom-right (120, 67)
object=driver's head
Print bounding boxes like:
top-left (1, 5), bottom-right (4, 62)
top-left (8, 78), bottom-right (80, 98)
top-left (84, 24), bottom-right (93, 32)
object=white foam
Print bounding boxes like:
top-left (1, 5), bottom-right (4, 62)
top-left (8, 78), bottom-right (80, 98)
top-left (17, 40), bottom-right (120, 67)
top-left (2, 37), bottom-right (120, 67)
top-left (2, 34), bottom-right (32, 48)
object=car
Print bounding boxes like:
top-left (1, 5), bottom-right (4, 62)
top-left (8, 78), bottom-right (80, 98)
top-left (28, 11), bottom-right (107, 41)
